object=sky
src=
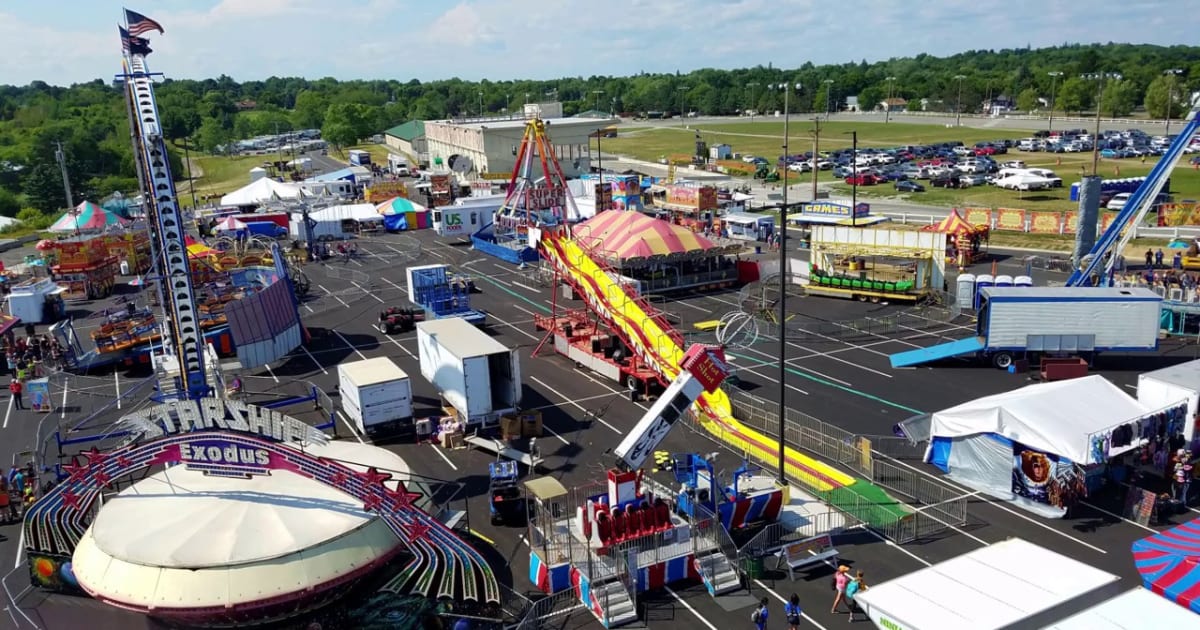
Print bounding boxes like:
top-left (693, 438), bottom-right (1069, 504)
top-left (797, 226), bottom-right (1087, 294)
top-left (0, 0), bottom-right (1195, 86)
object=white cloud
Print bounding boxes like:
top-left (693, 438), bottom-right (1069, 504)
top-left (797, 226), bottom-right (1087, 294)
top-left (426, 3), bottom-right (499, 48)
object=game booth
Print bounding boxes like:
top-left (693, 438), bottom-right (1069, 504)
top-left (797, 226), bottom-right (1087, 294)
top-left (921, 208), bottom-right (989, 270)
top-left (570, 210), bottom-right (744, 293)
top-left (853, 538), bottom-right (1199, 630)
top-left (648, 183), bottom-right (720, 232)
top-left (909, 375), bottom-right (1190, 519)
top-left (375, 196), bottom-right (430, 232)
top-left (1132, 519), bottom-right (1200, 614)
top-left (43, 236), bottom-right (119, 301)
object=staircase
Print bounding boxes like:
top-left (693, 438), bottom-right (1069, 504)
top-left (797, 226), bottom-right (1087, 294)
top-left (591, 577), bottom-right (638, 628)
top-left (695, 550), bottom-right (741, 596)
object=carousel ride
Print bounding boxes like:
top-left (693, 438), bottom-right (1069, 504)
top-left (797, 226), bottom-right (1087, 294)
top-left (17, 17), bottom-right (500, 628)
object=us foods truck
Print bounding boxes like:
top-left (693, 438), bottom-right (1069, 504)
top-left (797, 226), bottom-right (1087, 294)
top-left (890, 287), bottom-right (1162, 369)
top-left (337, 357), bottom-right (414, 438)
top-left (416, 317), bottom-right (521, 427)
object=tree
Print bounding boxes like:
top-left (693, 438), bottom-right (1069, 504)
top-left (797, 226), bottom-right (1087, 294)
top-left (0, 187), bottom-right (20, 217)
top-left (194, 118), bottom-right (232, 153)
top-left (1056, 77), bottom-right (1091, 115)
top-left (1016, 88), bottom-right (1041, 112)
top-left (1100, 80), bottom-right (1137, 117)
top-left (322, 103), bottom-right (368, 148)
top-left (21, 162), bottom-right (69, 213)
top-left (857, 86), bottom-right (884, 112)
top-left (1144, 74), bottom-right (1184, 120)
top-left (292, 90), bottom-right (329, 129)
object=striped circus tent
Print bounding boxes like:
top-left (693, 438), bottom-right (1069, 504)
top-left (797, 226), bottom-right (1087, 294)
top-left (921, 208), bottom-right (984, 236)
top-left (49, 201), bottom-right (130, 233)
top-left (573, 210), bottom-right (716, 262)
top-left (1132, 518), bottom-right (1200, 612)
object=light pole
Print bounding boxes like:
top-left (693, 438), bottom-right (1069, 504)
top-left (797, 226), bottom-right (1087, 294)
top-left (677, 86), bottom-right (689, 126)
top-left (768, 81), bottom-right (798, 484)
top-left (505, 93), bottom-right (511, 115)
top-left (848, 131), bottom-right (858, 227)
top-left (745, 82), bottom-right (759, 121)
top-left (884, 76), bottom-right (897, 123)
top-left (477, 90), bottom-right (484, 117)
top-left (1083, 72), bottom-right (1121, 176)
top-left (822, 79), bottom-right (834, 119)
top-left (953, 75), bottom-right (966, 127)
top-left (592, 89), bottom-right (605, 113)
top-left (1047, 71), bottom-right (1063, 132)
top-left (1164, 69), bottom-right (1183, 136)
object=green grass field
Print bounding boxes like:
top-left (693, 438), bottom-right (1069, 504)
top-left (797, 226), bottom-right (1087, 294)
top-left (606, 121), bottom-right (1200, 213)
top-left (187, 154), bottom-right (267, 206)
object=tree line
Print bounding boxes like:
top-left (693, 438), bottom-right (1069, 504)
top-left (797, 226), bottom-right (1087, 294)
top-left (0, 43), bottom-right (1197, 220)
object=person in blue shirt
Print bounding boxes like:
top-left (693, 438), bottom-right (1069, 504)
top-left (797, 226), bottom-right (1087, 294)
top-left (751, 597), bottom-right (769, 629)
top-left (845, 570), bottom-right (869, 623)
top-left (784, 593), bottom-right (803, 629)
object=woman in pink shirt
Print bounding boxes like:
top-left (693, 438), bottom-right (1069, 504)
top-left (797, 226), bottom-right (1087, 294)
top-left (831, 565), bottom-right (851, 614)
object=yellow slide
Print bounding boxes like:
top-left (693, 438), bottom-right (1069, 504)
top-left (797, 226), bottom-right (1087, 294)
top-left (548, 235), bottom-right (854, 491)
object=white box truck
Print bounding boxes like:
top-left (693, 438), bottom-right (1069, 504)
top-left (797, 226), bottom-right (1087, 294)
top-left (1138, 359), bottom-right (1200, 442)
top-left (891, 287), bottom-right (1161, 369)
top-left (416, 318), bottom-right (521, 426)
top-left (337, 357), bottom-right (414, 438)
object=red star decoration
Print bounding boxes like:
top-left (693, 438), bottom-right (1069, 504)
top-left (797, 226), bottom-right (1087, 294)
top-left (62, 461), bottom-right (89, 481)
top-left (385, 482), bottom-right (423, 512)
top-left (405, 521), bottom-right (433, 543)
top-left (115, 455), bottom-right (133, 468)
top-left (356, 467), bottom-right (392, 488)
top-left (82, 448), bottom-right (107, 467)
top-left (363, 491), bottom-right (385, 513)
top-left (330, 470), bottom-right (350, 487)
top-left (92, 470), bottom-right (112, 487)
top-left (61, 490), bottom-right (82, 510)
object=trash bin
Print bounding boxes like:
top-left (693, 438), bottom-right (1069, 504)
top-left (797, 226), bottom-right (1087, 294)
top-left (741, 555), bottom-right (764, 579)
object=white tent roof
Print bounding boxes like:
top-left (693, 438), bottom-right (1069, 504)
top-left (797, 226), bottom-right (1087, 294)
top-left (220, 177), bottom-right (303, 205)
top-left (310, 203), bottom-right (382, 223)
top-left (929, 375), bottom-right (1151, 464)
top-left (854, 538), bottom-right (1120, 630)
top-left (1043, 588), bottom-right (1200, 629)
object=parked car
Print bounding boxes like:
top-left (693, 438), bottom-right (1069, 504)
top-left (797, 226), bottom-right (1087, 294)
top-left (895, 180), bottom-right (925, 193)
top-left (959, 174), bottom-right (988, 187)
top-left (930, 174), bottom-right (960, 188)
top-left (844, 174), bottom-right (881, 186)
top-left (1000, 160), bottom-right (1026, 169)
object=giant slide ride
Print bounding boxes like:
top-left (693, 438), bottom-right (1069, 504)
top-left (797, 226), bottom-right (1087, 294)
top-left (540, 231), bottom-right (856, 493)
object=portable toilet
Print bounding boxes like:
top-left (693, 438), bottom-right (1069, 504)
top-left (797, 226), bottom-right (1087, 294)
top-left (974, 274), bottom-right (994, 310)
top-left (955, 274), bottom-right (976, 310)
top-left (995, 274), bottom-right (1014, 288)
top-left (1015, 275), bottom-right (1033, 288)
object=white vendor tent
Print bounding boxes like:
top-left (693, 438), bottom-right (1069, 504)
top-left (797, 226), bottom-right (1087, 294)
top-left (220, 177), bottom-right (304, 206)
top-left (310, 203), bottom-right (382, 224)
top-left (1043, 587), bottom-right (1200, 629)
top-left (290, 203), bottom-right (381, 241)
top-left (925, 375), bottom-right (1154, 518)
top-left (1137, 359), bottom-right (1200, 441)
top-left (854, 538), bottom-right (1122, 630)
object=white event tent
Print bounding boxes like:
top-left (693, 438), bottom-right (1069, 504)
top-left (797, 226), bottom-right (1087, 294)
top-left (853, 538), bottom-right (1123, 630)
top-left (924, 375), bottom-right (1153, 517)
top-left (220, 177), bottom-right (305, 206)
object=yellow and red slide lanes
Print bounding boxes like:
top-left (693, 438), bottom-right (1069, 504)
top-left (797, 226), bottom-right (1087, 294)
top-left (545, 234), bottom-right (855, 492)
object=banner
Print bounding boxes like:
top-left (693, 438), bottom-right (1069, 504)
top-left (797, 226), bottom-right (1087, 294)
top-left (1161, 202), bottom-right (1200, 227)
top-left (1063, 211), bottom-right (1078, 234)
top-left (1028, 212), bottom-right (1063, 234)
top-left (665, 185), bottom-right (718, 211)
top-left (1100, 212), bottom-right (1117, 233)
top-left (27, 378), bottom-right (52, 413)
top-left (1012, 442), bottom-right (1067, 505)
top-left (365, 181), bottom-right (409, 204)
top-left (994, 208), bottom-right (1026, 232)
top-left (595, 183), bottom-right (613, 212)
top-left (963, 207), bottom-right (992, 228)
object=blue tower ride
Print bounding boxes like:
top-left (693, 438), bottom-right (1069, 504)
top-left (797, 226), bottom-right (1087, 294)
top-left (118, 37), bottom-right (208, 398)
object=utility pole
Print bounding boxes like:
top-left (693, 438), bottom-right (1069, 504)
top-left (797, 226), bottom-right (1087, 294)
top-left (953, 75), bottom-right (967, 127)
top-left (770, 81), bottom-right (797, 485)
top-left (1047, 71), bottom-right (1063, 132)
top-left (182, 136), bottom-right (199, 209)
top-left (54, 141), bottom-right (76, 232)
top-left (822, 79), bottom-right (834, 120)
top-left (1164, 69), bottom-right (1183, 136)
top-left (810, 117), bottom-right (822, 202)
top-left (884, 77), bottom-right (897, 123)
top-left (1083, 72), bottom-right (1122, 176)
top-left (849, 131), bottom-right (858, 227)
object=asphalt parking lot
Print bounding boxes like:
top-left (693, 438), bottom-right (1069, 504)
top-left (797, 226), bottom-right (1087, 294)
top-left (2, 229), bottom-right (1198, 630)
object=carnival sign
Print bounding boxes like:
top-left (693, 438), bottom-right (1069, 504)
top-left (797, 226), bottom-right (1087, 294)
top-left (527, 185), bottom-right (567, 210)
top-left (117, 398), bottom-right (328, 446)
top-left (178, 439), bottom-right (272, 477)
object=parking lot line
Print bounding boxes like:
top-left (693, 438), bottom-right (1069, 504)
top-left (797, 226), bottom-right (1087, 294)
top-left (300, 346), bottom-right (328, 374)
top-left (429, 443), bottom-right (457, 470)
top-left (664, 586), bottom-right (720, 630)
top-left (263, 363), bottom-right (280, 383)
top-left (2, 395), bottom-right (11, 429)
top-left (60, 378), bottom-right (69, 419)
top-left (316, 284), bottom-right (350, 308)
top-left (333, 330), bottom-right (368, 360)
top-left (382, 333), bottom-right (416, 359)
top-left (335, 410), bottom-right (365, 444)
top-left (529, 375), bottom-right (622, 434)
top-left (754, 580), bottom-right (830, 630)
top-left (352, 281), bottom-right (385, 303)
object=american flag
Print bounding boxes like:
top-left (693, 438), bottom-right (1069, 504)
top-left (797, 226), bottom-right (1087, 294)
top-left (118, 26), bottom-right (152, 55)
top-left (125, 9), bottom-right (164, 37)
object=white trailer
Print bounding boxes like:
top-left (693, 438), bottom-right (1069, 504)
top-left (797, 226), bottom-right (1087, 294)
top-left (337, 357), bottom-right (413, 438)
top-left (1138, 358), bottom-right (1200, 441)
top-left (891, 287), bottom-right (1161, 369)
top-left (416, 318), bottom-right (521, 426)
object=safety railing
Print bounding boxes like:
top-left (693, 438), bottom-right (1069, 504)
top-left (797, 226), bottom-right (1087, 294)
top-left (690, 502), bottom-right (742, 584)
top-left (736, 509), bottom-right (847, 560)
top-left (509, 588), bottom-right (582, 630)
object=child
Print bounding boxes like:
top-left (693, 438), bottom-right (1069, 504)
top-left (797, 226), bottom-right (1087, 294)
top-left (784, 593), bottom-right (803, 630)
top-left (845, 570), bottom-right (868, 623)
top-left (751, 597), bottom-right (769, 629)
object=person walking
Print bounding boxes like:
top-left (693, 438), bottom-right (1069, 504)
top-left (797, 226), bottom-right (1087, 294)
top-left (845, 570), bottom-right (869, 623)
top-left (1146, 248), bottom-right (1155, 269)
top-left (9, 378), bottom-right (24, 410)
top-left (751, 597), bottom-right (769, 629)
top-left (831, 565), bottom-right (851, 613)
top-left (784, 593), bottom-right (803, 630)
top-left (1156, 248), bottom-right (1165, 268)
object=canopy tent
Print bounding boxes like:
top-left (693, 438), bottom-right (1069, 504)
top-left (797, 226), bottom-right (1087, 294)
top-left (375, 196), bottom-right (429, 232)
top-left (48, 201), bottom-right (130, 233)
top-left (215, 217), bottom-right (248, 232)
top-left (1132, 519), bottom-right (1200, 613)
top-left (310, 203), bottom-right (382, 224)
top-left (220, 177), bottom-right (304, 206)
top-left (922, 208), bottom-right (986, 236)
top-left (925, 376), bottom-right (1155, 518)
top-left (572, 210), bottom-right (718, 262)
top-left (854, 538), bottom-right (1123, 630)
top-left (1046, 587), bottom-right (1200, 628)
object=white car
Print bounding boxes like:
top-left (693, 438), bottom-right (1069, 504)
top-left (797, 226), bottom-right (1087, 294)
top-left (1000, 160), bottom-right (1026, 169)
top-left (742, 155), bottom-right (759, 163)
top-left (787, 162), bottom-right (810, 173)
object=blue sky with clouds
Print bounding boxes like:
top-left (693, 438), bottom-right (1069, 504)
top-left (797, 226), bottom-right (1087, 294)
top-left (1, 0), bottom-right (1195, 86)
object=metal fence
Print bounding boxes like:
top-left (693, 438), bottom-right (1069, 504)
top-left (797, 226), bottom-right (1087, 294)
top-left (723, 388), bottom-right (968, 544)
top-left (509, 588), bottom-right (584, 630)
top-left (738, 289), bottom-right (964, 343)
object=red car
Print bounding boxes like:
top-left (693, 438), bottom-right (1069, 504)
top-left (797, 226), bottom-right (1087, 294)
top-left (844, 174), bottom-right (881, 186)
top-left (974, 146), bottom-right (996, 156)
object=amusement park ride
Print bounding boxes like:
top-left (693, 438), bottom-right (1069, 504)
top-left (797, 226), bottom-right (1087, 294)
top-left (16, 15), bottom-right (502, 627)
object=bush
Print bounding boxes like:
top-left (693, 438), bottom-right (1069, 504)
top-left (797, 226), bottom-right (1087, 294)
top-left (0, 187), bottom-right (20, 217)
top-left (15, 207), bottom-right (54, 230)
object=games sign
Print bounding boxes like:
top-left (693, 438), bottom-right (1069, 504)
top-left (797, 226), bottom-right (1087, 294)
top-left (796, 202), bottom-right (870, 219)
top-left (118, 398), bottom-right (328, 446)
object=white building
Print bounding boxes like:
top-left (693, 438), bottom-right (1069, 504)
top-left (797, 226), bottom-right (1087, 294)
top-left (424, 113), bottom-right (618, 180)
